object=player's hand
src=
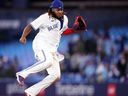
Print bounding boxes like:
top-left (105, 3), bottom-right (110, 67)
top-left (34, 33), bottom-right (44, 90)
top-left (19, 36), bottom-right (27, 44)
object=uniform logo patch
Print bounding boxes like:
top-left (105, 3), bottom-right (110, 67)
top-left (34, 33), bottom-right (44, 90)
top-left (48, 23), bottom-right (58, 31)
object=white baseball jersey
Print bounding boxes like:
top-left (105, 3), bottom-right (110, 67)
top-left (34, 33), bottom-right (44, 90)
top-left (30, 13), bottom-right (68, 52)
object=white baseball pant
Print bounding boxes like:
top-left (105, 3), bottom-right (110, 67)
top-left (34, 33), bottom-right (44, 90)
top-left (17, 49), bottom-right (64, 96)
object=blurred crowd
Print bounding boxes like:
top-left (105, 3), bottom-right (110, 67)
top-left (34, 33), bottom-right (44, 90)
top-left (60, 25), bottom-right (128, 83)
top-left (0, 55), bottom-right (18, 78)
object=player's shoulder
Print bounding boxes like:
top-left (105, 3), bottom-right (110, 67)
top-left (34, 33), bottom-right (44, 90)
top-left (40, 12), bottom-right (49, 18)
top-left (63, 15), bottom-right (68, 21)
top-left (63, 15), bottom-right (68, 19)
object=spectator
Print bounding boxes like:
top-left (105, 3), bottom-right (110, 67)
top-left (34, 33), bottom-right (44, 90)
top-left (96, 63), bottom-right (108, 82)
top-left (83, 54), bottom-right (96, 82)
top-left (117, 45), bottom-right (128, 82)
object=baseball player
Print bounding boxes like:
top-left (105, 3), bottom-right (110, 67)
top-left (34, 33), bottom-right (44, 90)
top-left (16, 0), bottom-right (87, 96)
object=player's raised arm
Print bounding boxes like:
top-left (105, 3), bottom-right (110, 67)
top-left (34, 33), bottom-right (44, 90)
top-left (19, 24), bottom-right (33, 44)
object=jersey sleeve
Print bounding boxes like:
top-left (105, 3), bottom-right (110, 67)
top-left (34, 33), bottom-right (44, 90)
top-left (62, 15), bottom-right (68, 32)
top-left (30, 14), bottom-right (46, 30)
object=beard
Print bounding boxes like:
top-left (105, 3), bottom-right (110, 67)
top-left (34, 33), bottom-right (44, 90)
top-left (51, 10), bottom-right (63, 20)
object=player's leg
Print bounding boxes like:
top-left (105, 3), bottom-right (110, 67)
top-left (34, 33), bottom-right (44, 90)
top-left (24, 53), bottom-right (61, 96)
top-left (16, 50), bottom-right (53, 86)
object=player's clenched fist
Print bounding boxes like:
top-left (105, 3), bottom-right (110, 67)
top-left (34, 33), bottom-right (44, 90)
top-left (19, 36), bottom-right (26, 44)
top-left (19, 24), bottom-right (32, 44)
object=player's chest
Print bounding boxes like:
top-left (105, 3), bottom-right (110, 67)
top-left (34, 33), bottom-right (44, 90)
top-left (46, 19), bottom-right (63, 32)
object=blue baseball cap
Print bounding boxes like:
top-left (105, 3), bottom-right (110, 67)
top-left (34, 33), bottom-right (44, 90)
top-left (50, 0), bottom-right (64, 9)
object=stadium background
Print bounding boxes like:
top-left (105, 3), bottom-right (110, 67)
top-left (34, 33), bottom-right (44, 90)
top-left (0, 0), bottom-right (128, 96)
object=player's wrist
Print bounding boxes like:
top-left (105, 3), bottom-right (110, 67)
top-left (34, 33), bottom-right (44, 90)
top-left (21, 35), bottom-right (27, 39)
top-left (72, 22), bottom-right (79, 30)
